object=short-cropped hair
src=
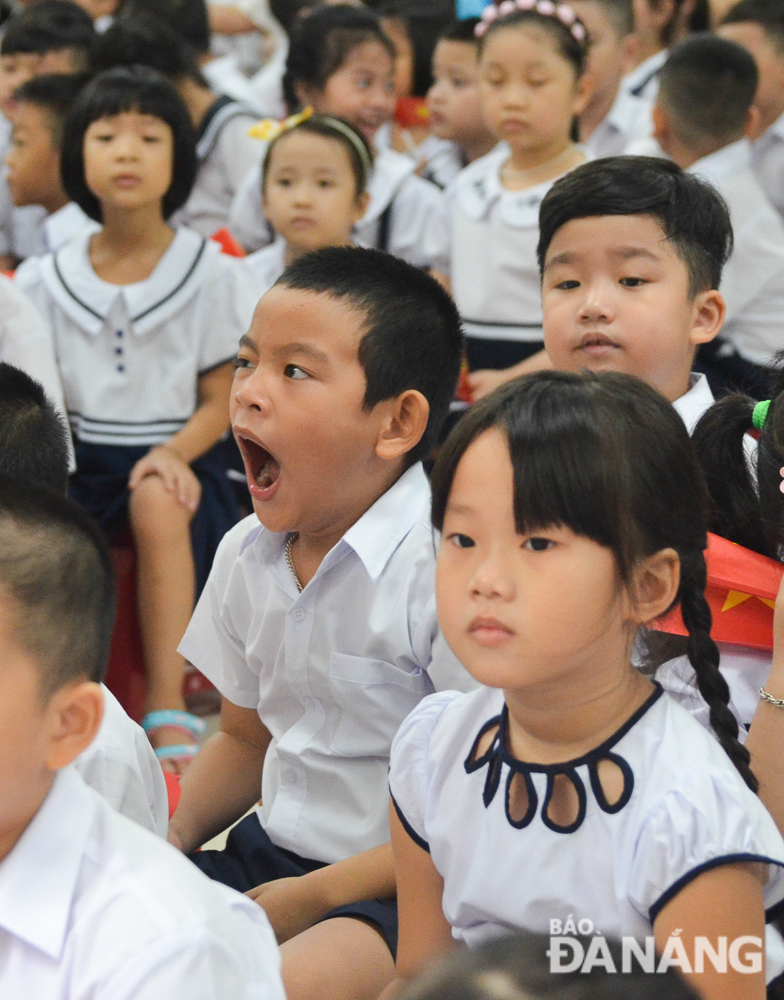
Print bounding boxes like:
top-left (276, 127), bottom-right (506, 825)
top-left (13, 72), bottom-right (91, 148)
top-left (659, 34), bottom-right (757, 151)
top-left (0, 475), bottom-right (115, 698)
top-left (537, 156), bottom-right (734, 297)
top-left (722, 0), bottom-right (784, 51)
top-left (61, 64), bottom-right (197, 222)
top-left (1, 0), bottom-right (95, 60)
top-left (277, 247), bottom-right (464, 464)
top-left (0, 363), bottom-right (70, 495)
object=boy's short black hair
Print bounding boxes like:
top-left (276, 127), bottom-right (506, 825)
top-left (91, 13), bottom-right (206, 87)
top-left (537, 156), bottom-right (734, 297)
top-left (277, 247), bottom-right (463, 464)
top-left (584, 0), bottom-right (635, 39)
top-left (120, 0), bottom-right (210, 55)
top-left (437, 17), bottom-right (481, 44)
top-left (61, 64), bottom-right (197, 222)
top-left (658, 34), bottom-right (757, 151)
top-left (13, 72), bottom-right (91, 148)
top-left (722, 0), bottom-right (784, 50)
top-left (0, 474), bottom-right (115, 698)
top-left (0, 363), bottom-right (69, 495)
top-left (1, 0), bottom-right (95, 62)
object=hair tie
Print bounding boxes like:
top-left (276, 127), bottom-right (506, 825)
top-left (248, 106), bottom-right (314, 142)
top-left (753, 399), bottom-right (771, 431)
top-left (475, 0), bottom-right (586, 42)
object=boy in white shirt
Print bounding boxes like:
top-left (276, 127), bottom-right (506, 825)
top-left (652, 32), bottom-right (784, 396)
top-left (0, 474), bottom-right (285, 1000)
top-left (169, 247), bottom-right (465, 1000)
top-left (719, 0), bottom-right (784, 220)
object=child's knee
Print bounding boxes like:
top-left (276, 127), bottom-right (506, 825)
top-left (128, 475), bottom-right (194, 539)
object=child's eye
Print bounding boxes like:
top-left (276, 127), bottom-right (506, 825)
top-left (143, 134), bottom-right (161, 143)
top-left (449, 533), bottom-right (475, 549)
top-left (284, 364), bottom-right (309, 380)
top-left (556, 279), bottom-right (579, 290)
top-left (620, 277), bottom-right (646, 287)
top-left (523, 537), bottom-right (554, 552)
top-left (318, 178), bottom-right (335, 188)
top-left (234, 355), bottom-right (253, 370)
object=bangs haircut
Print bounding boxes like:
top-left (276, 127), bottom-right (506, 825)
top-left (262, 115), bottom-right (373, 197)
top-left (13, 72), bottom-right (91, 148)
top-left (478, 8), bottom-right (587, 78)
top-left (0, 363), bottom-right (69, 496)
top-left (61, 64), bottom-right (197, 222)
top-left (722, 0), bottom-right (784, 50)
top-left (537, 157), bottom-right (734, 297)
top-left (658, 34), bottom-right (757, 151)
top-left (1, 0), bottom-right (95, 61)
top-left (283, 5), bottom-right (395, 111)
top-left (0, 475), bottom-right (115, 699)
top-left (91, 13), bottom-right (206, 86)
top-left (277, 246), bottom-right (463, 465)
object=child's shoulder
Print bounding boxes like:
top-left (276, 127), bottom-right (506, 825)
top-left (243, 239), bottom-right (286, 294)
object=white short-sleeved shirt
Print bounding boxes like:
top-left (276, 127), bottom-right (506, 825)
top-left (671, 372), bottom-right (714, 433)
top-left (688, 140), bottom-right (784, 365)
top-left (179, 463), bottom-right (470, 863)
top-left (15, 227), bottom-right (257, 447)
top-left (0, 766), bottom-right (285, 1000)
top-left (583, 87), bottom-right (654, 159)
top-left (177, 98), bottom-right (266, 238)
top-left (74, 685), bottom-right (168, 836)
top-left (389, 684), bottom-right (784, 978)
top-left (619, 49), bottom-right (667, 101)
top-left (11, 201), bottom-right (96, 261)
top-left (228, 146), bottom-right (447, 268)
top-left (416, 136), bottom-right (466, 190)
top-left (242, 239), bottom-right (285, 299)
top-left (752, 111), bottom-right (784, 221)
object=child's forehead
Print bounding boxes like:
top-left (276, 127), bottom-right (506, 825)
top-left (546, 213), bottom-right (676, 262)
top-left (87, 109), bottom-right (168, 129)
top-left (246, 285), bottom-right (367, 356)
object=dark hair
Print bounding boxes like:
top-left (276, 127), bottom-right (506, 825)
top-left (262, 115), bottom-right (373, 197)
top-left (1, 0), bottom-right (95, 61)
top-left (399, 933), bottom-right (700, 1000)
top-left (478, 8), bottom-right (587, 79)
top-left (722, 0), bottom-right (784, 50)
top-left (90, 13), bottom-right (206, 86)
top-left (0, 363), bottom-right (69, 496)
top-left (377, 1), bottom-right (453, 96)
top-left (61, 64), bottom-right (197, 223)
top-left (283, 5), bottom-right (396, 112)
top-left (658, 34), bottom-right (757, 152)
top-left (119, 0), bottom-right (210, 54)
top-left (537, 157), bottom-right (734, 297)
top-left (270, 0), bottom-right (321, 34)
top-left (437, 17), bottom-right (481, 45)
top-left (13, 72), bottom-right (91, 148)
top-left (643, 0), bottom-right (708, 47)
top-left (277, 246), bottom-right (463, 464)
top-left (691, 357), bottom-right (784, 560)
top-left (586, 0), bottom-right (635, 39)
top-left (0, 474), bottom-right (115, 697)
top-left (431, 370), bottom-right (757, 792)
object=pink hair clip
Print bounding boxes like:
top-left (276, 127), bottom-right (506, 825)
top-left (536, 0), bottom-right (557, 14)
top-left (498, 0), bottom-right (517, 14)
top-left (556, 4), bottom-right (576, 24)
top-left (475, 0), bottom-right (587, 45)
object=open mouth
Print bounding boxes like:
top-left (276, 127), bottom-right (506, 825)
top-left (237, 435), bottom-right (282, 500)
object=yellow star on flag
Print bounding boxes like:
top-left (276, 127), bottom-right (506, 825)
top-left (721, 590), bottom-right (776, 612)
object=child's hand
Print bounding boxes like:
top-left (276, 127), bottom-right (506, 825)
top-left (128, 445), bottom-right (201, 512)
top-left (467, 368), bottom-right (513, 402)
top-left (246, 874), bottom-right (330, 943)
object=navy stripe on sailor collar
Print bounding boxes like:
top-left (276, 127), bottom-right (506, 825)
top-left (196, 95), bottom-right (258, 162)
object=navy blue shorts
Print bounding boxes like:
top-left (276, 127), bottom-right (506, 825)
top-left (191, 813), bottom-right (398, 957)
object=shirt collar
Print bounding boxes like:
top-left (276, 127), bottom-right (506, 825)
top-left (43, 202), bottom-right (96, 254)
top-left (687, 139), bottom-right (752, 185)
top-left (671, 372), bottom-right (714, 433)
top-left (621, 49), bottom-right (668, 96)
top-left (362, 148), bottom-right (416, 226)
top-left (0, 767), bottom-right (95, 959)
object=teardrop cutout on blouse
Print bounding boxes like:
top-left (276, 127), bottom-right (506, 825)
top-left (542, 770), bottom-right (587, 833)
top-left (589, 752), bottom-right (634, 813)
top-left (506, 767), bottom-right (537, 828)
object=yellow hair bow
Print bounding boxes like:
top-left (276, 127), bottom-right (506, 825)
top-left (248, 107), bottom-right (314, 142)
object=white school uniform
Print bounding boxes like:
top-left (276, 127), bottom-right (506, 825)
top-left (242, 238), bottom-right (285, 299)
top-left (14, 227), bottom-right (256, 447)
top-left (178, 462), bottom-right (470, 864)
top-left (177, 97), bottom-right (266, 239)
top-left (11, 201), bottom-right (97, 261)
top-left (671, 371), bottom-right (714, 433)
top-left (228, 145), bottom-right (447, 268)
top-left (0, 766), bottom-right (285, 1000)
top-left (583, 86), bottom-right (655, 158)
top-left (74, 685), bottom-right (168, 837)
top-left (416, 136), bottom-right (466, 190)
top-left (389, 684), bottom-right (784, 979)
top-left (619, 48), bottom-right (668, 101)
top-left (752, 110), bottom-right (784, 221)
top-left (688, 139), bottom-right (784, 366)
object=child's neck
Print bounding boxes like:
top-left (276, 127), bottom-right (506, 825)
top-left (90, 203), bottom-right (175, 286)
top-left (41, 187), bottom-right (70, 218)
top-left (501, 138), bottom-right (583, 192)
top-left (461, 133), bottom-right (496, 165)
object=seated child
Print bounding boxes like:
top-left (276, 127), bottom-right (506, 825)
top-left (0, 474), bottom-right (285, 999)
top-left (0, 0), bottom-right (95, 264)
top-left (572, 0), bottom-right (655, 156)
top-left (243, 113), bottom-right (371, 294)
top-left (653, 33), bottom-right (784, 397)
top-left (0, 360), bottom-right (167, 835)
top-left (168, 246), bottom-right (465, 1000)
top-left (228, 5), bottom-right (446, 270)
top-left (719, 0), bottom-right (784, 219)
top-left (420, 18), bottom-right (496, 189)
top-left (388, 370), bottom-right (784, 999)
top-left (91, 13), bottom-right (263, 238)
top-left (15, 65), bottom-right (258, 771)
top-left (6, 73), bottom-right (95, 256)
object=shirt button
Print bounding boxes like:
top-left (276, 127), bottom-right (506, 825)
top-left (291, 607), bottom-right (305, 622)
top-left (115, 347), bottom-right (123, 355)
top-left (116, 329), bottom-right (123, 338)
top-left (117, 365), bottom-right (125, 372)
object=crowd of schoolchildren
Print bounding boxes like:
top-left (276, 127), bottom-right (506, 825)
top-left (6, 0), bottom-right (784, 996)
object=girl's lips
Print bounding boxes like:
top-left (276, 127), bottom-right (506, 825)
top-left (469, 616), bottom-right (515, 647)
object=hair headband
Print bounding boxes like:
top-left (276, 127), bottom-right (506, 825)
top-left (316, 115), bottom-right (373, 189)
top-left (753, 399), bottom-right (771, 431)
top-left (475, 0), bottom-right (587, 42)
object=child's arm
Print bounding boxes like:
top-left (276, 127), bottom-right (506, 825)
top-left (653, 862), bottom-right (766, 1000)
top-left (168, 698), bottom-right (272, 854)
top-left (246, 842), bottom-right (396, 943)
top-left (128, 362), bottom-right (234, 509)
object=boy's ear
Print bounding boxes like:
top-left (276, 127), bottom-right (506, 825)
top-left (626, 547), bottom-right (680, 626)
top-left (651, 102), bottom-right (671, 149)
top-left (44, 681), bottom-right (103, 771)
top-left (374, 389), bottom-right (430, 462)
top-left (689, 288), bottom-right (726, 347)
top-left (354, 190), bottom-right (371, 223)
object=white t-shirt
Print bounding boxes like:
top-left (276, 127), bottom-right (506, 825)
top-left (15, 227), bottom-right (256, 447)
top-left (389, 684), bottom-right (784, 980)
top-left (178, 463), bottom-right (470, 863)
top-left (752, 110), bottom-right (784, 221)
top-left (0, 766), bottom-right (285, 1000)
top-left (74, 685), bottom-right (168, 837)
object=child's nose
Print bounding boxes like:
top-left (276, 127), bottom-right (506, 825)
top-left (578, 280), bottom-right (615, 323)
top-left (470, 553), bottom-right (515, 601)
top-left (233, 365), bottom-right (273, 414)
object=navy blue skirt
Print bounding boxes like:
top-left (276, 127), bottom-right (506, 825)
top-left (70, 439), bottom-right (241, 596)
